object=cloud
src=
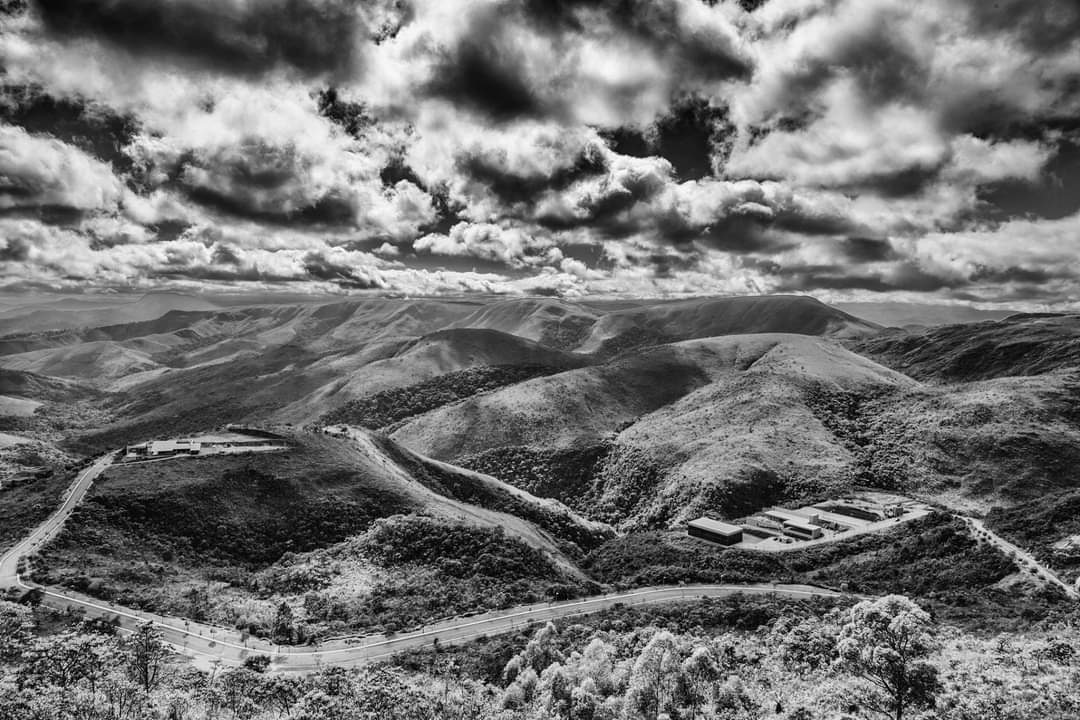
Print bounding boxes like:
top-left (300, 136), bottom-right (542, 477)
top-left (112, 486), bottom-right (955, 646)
top-left (413, 221), bottom-right (562, 268)
top-left (0, 125), bottom-right (127, 213)
top-left (366, 0), bottom-right (752, 127)
top-left (32, 0), bottom-right (377, 78)
top-left (0, 0), bottom-right (1077, 307)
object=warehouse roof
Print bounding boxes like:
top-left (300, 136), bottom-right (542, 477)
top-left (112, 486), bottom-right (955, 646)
top-left (688, 518), bottom-right (743, 536)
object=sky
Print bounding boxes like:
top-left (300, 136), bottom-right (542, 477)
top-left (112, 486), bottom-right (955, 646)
top-left (0, 0), bottom-right (1078, 307)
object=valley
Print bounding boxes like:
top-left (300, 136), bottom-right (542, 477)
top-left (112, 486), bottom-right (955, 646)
top-left (2, 294), bottom-right (1079, 654)
top-left (2, 292), bottom-right (1079, 720)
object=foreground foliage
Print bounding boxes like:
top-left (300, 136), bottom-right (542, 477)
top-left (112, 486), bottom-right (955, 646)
top-left (3, 593), bottom-right (1078, 720)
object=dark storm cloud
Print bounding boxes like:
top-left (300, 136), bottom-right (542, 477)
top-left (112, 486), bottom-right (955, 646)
top-left (840, 237), bottom-right (898, 263)
top-left (160, 142), bottom-right (358, 226)
top-left (696, 216), bottom-right (797, 254)
top-left (520, 0), bottom-right (753, 82)
top-left (424, 0), bottom-right (752, 123)
top-left (185, 185), bottom-right (356, 226)
top-left (0, 84), bottom-right (139, 174)
top-left (315, 88), bottom-right (374, 139)
top-left (965, 0), bottom-right (1080, 52)
top-left (0, 235), bottom-right (31, 261)
top-left (459, 147), bottom-right (608, 205)
top-left (600, 96), bottom-right (735, 181)
top-left (34, 0), bottom-right (366, 77)
top-left (425, 32), bottom-right (544, 122)
top-left (969, 266), bottom-right (1067, 285)
top-left (379, 158), bottom-right (426, 190)
top-left (774, 262), bottom-right (957, 294)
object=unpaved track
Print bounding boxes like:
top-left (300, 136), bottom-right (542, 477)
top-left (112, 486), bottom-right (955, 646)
top-left (958, 516), bottom-right (1079, 600)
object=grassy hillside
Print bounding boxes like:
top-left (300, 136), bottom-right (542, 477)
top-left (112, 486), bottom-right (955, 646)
top-left (394, 334), bottom-right (915, 529)
top-left (986, 490), bottom-right (1080, 584)
top-left (806, 372), bottom-right (1080, 508)
top-left (850, 314), bottom-right (1080, 381)
top-left (575, 295), bottom-right (880, 354)
top-left (0, 469), bottom-right (74, 553)
top-left (29, 430), bottom-right (598, 637)
top-left (448, 297), bottom-right (600, 348)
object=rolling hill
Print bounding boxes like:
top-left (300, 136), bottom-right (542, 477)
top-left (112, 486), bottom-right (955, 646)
top-left (393, 334), bottom-right (916, 528)
top-left (849, 314), bottom-right (1080, 382)
top-left (5, 294), bottom-right (1079, 531)
top-left (33, 429), bottom-right (608, 637)
top-left (574, 295), bottom-right (880, 354)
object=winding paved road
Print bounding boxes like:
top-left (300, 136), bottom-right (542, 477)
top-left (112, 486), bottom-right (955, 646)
top-left (18, 442), bottom-right (1071, 675)
top-left (0, 454), bottom-right (113, 581)
top-left (0, 447), bottom-right (854, 672)
top-left (9, 578), bottom-right (848, 673)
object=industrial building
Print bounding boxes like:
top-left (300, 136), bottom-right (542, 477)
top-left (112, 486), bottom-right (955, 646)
top-left (122, 430), bottom-right (288, 461)
top-left (687, 518), bottom-right (743, 546)
top-left (782, 519), bottom-right (823, 540)
top-left (761, 508), bottom-right (820, 525)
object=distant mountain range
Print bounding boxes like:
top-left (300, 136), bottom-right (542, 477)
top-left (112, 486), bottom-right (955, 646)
top-left (1, 294), bottom-right (1077, 529)
top-left (0, 292), bottom-right (220, 336)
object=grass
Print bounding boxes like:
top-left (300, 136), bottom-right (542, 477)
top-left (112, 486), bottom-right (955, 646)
top-left (319, 364), bottom-right (562, 429)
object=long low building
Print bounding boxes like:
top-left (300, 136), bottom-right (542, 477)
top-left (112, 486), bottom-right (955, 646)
top-left (762, 507), bottom-right (821, 525)
top-left (687, 518), bottom-right (743, 546)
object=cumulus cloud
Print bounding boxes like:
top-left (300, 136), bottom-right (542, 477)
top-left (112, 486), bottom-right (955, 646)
top-left (0, 125), bottom-right (128, 213)
top-left (32, 0), bottom-right (388, 78)
top-left (0, 0), bottom-right (1077, 304)
top-left (414, 221), bottom-right (562, 268)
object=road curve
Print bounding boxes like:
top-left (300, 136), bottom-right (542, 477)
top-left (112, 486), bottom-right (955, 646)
top-left (0, 445), bottom-right (852, 673)
top-left (0, 454), bottom-right (113, 582)
top-left (13, 577), bottom-right (849, 673)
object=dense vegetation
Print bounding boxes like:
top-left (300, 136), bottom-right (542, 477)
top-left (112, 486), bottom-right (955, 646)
top-left (849, 316), bottom-right (1080, 382)
top-left (585, 513), bottom-right (1072, 631)
top-left (294, 516), bottom-right (597, 636)
top-left (0, 470), bottom-right (73, 553)
top-left (458, 443), bottom-right (612, 512)
top-left (987, 489), bottom-right (1080, 582)
top-left (319, 364), bottom-right (561, 429)
top-left (375, 436), bottom-right (613, 554)
top-left (396, 594), bottom-right (851, 685)
top-left (4, 591), bottom-right (1078, 720)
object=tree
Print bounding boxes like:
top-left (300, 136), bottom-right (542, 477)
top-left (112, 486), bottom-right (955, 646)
top-left (20, 631), bottom-right (117, 692)
top-left (0, 600), bottom-right (34, 661)
top-left (273, 601), bottom-right (295, 644)
top-left (625, 630), bottom-right (680, 720)
top-left (125, 622), bottom-right (167, 693)
top-left (835, 595), bottom-right (941, 720)
top-left (677, 646), bottom-right (720, 719)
